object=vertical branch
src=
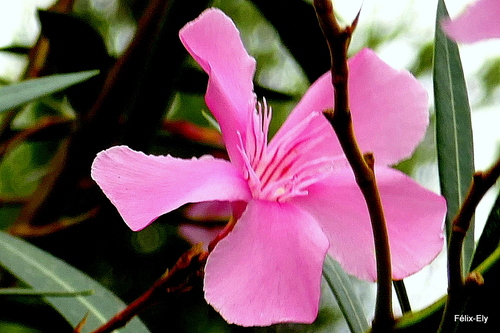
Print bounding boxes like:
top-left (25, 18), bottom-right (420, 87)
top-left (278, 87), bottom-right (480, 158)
top-left (313, 1), bottom-right (394, 331)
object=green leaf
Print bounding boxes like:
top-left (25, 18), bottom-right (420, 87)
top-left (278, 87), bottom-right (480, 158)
top-left (0, 231), bottom-right (151, 333)
top-left (0, 142), bottom-right (58, 197)
top-left (322, 255), bottom-right (369, 333)
top-left (0, 288), bottom-right (94, 297)
top-left (471, 190), bottom-right (500, 269)
top-left (433, 0), bottom-right (475, 272)
top-left (0, 70), bottom-right (99, 113)
top-left (0, 322), bottom-right (40, 333)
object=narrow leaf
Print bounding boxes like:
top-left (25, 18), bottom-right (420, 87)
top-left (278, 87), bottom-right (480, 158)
top-left (0, 70), bottom-right (99, 113)
top-left (322, 255), bottom-right (369, 333)
top-left (0, 231), bottom-right (150, 333)
top-left (201, 110), bottom-right (221, 132)
top-left (434, 0), bottom-right (475, 272)
top-left (471, 190), bottom-right (500, 269)
top-left (0, 288), bottom-right (93, 297)
top-left (393, 280), bottom-right (411, 314)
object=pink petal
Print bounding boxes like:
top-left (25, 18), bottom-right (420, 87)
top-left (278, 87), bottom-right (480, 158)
top-left (204, 200), bottom-right (329, 326)
top-left (180, 201), bottom-right (231, 250)
top-left (184, 201), bottom-right (232, 221)
top-left (349, 49), bottom-right (429, 165)
top-left (91, 146), bottom-right (251, 231)
top-left (276, 48), bottom-right (429, 166)
top-left (179, 224), bottom-right (223, 250)
top-left (291, 166), bottom-right (446, 281)
top-left (442, 0), bottom-right (500, 43)
top-left (179, 9), bottom-right (257, 169)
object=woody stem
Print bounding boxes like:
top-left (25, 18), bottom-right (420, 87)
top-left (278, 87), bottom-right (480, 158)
top-left (313, 1), bottom-right (394, 331)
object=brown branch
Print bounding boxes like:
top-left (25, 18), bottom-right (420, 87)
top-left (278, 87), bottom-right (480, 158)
top-left (9, 207), bottom-right (100, 237)
top-left (313, 1), bottom-right (394, 331)
top-left (84, 244), bottom-right (208, 333)
top-left (0, 116), bottom-right (71, 158)
top-left (0, 195), bottom-right (29, 205)
top-left (439, 156), bottom-right (500, 331)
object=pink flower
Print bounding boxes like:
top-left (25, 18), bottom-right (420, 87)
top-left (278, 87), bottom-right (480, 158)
top-left (91, 8), bottom-right (446, 326)
top-left (442, 0), bottom-right (500, 43)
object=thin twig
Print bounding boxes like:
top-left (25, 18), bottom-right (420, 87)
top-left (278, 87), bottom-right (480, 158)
top-left (84, 244), bottom-right (208, 333)
top-left (439, 156), bottom-right (500, 332)
top-left (0, 116), bottom-right (71, 158)
top-left (313, 1), bottom-right (394, 331)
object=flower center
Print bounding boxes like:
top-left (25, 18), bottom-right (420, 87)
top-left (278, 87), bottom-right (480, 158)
top-left (237, 100), bottom-right (334, 202)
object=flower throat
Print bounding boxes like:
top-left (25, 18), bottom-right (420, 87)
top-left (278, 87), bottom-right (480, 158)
top-left (237, 100), bottom-right (333, 202)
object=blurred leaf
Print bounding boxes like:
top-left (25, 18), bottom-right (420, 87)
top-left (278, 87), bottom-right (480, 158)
top-left (0, 45), bottom-right (31, 55)
top-left (322, 255), bottom-right (369, 333)
top-left (479, 57), bottom-right (500, 100)
top-left (393, 297), bottom-right (445, 332)
top-left (0, 142), bottom-right (57, 197)
top-left (22, 0), bottom-right (78, 79)
top-left (0, 322), bottom-right (40, 333)
top-left (0, 231), bottom-right (151, 333)
top-left (433, 0), bottom-right (475, 272)
top-left (411, 42), bottom-right (434, 76)
top-left (0, 70), bottom-right (99, 113)
top-left (249, 0), bottom-right (330, 82)
top-left (37, 10), bottom-right (110, 73)
top-left (471, 190), bottom-right (500, 269)
top-left (37, 10), bottom-right (111, 113)
top-left (0, 288), bottom-right (93, 297)
top-left (117, 0), bottom-right (212, 151)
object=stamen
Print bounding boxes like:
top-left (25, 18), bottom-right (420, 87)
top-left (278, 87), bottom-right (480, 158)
top-left (258, 116), bottom-right (329, 187)
top-left (237, 101), bottom-right (334, 201)
top-left (236, 131), bottom-right (261, 191)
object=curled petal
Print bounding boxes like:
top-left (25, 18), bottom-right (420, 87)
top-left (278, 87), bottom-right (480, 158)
top-left (204, 200), bottom-right (329, 326)
top-left (184, 201), bottom-right (232, 221)
top-left (291, 166), bottom-right (446, 281)
top-left (179, 224), bottom-right (223, 250)
top-left (279, 48), bottom-right (428, 165)
top-left (179, 8), bottom-right (257, 169)
top-left (91, 146), bottom-right (251, 231)
top-left (442, 0), bottom-right (500, 43)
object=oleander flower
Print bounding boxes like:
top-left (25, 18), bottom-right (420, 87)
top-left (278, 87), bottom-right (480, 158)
top-left (442, 0), bottom-right (500, 43)
top-left (91, 8), bottom-right (446, 326)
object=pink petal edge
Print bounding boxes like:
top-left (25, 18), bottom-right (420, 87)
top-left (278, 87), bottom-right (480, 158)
top-left (204, 199), bottom-right (329, 326)
top-left (291, 165), bottom-right (446, 281)
top-left (179, 8), bottom-right (257, 169)
top-left (442, 0), bottom-right (500, 43)
top-left (91, 146), bottom-right (251, 231)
